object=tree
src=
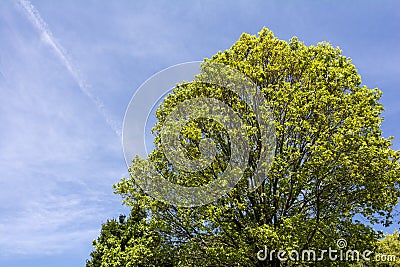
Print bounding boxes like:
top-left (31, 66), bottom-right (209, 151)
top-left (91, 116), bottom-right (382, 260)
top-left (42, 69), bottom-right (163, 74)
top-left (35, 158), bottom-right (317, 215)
top-left (349, 230), bottom-right (400, 267)
top-left (86, 204), bottom-right (173, 267)
top-left (376, 230), bottom-right (400, 266)
top-left (88, 28), bottom-right (400, 266)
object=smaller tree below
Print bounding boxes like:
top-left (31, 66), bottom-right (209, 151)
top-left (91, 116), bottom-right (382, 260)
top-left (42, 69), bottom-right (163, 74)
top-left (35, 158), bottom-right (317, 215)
top-left (86, 205), bottom-right (173, 267)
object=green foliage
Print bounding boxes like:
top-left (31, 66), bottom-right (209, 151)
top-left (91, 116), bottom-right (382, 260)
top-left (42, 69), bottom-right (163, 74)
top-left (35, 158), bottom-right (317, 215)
top-left (348, 230), bottom-right (400, 267)
top-left (86, 205), bottom-right (173, 267)
top-left (376, 230), bottom-right (400, 266)
top-left (88, 28), bottom-right (400, 266)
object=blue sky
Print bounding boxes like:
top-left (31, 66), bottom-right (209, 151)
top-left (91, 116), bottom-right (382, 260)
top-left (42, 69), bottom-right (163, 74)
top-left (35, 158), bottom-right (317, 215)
top-left (0, 0), bottom-right (399, 266)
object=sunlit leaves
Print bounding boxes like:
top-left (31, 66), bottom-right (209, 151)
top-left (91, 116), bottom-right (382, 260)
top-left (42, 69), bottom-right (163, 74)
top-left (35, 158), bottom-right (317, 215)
top-left (88, 27), bottom-right (400, 266)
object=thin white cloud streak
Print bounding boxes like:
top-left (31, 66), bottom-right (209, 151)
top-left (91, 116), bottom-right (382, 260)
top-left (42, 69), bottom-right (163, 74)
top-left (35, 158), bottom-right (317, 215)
top-left (18, 0), bottom-right (121, 137)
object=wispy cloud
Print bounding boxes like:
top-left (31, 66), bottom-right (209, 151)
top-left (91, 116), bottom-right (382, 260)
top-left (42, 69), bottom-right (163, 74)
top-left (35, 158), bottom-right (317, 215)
top-left (0, 1), bottom-right (127, 258)
top-left (18, 0), bottom-right (121, 137)
top-left (0, 192), bottom-right (107, 256)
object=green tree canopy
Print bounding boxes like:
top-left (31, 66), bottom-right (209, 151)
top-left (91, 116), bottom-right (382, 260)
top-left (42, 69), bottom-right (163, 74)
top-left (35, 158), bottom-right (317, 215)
top-left (86, 205), bottom-right (173, 267)
top-left (376, 230), bottom-right (400, 266)
top-left (87, 28), bottom-right (400, 267)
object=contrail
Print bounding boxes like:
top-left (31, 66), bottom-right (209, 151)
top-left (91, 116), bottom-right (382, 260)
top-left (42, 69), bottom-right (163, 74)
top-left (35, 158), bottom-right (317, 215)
top-left (18, 0), bottom-right (121, 137)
